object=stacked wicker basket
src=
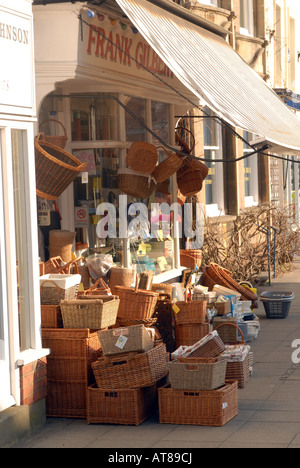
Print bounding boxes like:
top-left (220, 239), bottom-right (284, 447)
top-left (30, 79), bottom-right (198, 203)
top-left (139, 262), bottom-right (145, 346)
top-left (159, 331), bottom-right (239, 426)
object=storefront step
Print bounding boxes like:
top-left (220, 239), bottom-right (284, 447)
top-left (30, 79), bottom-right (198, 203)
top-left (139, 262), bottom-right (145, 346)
top-left (0, 399), bottom-right (46, 448)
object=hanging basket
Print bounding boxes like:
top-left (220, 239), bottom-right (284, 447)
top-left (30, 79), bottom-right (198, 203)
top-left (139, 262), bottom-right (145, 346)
top-left (39, 119), bottom-right (68, 149)
top-left (35, 133), bottom-right (88, 200)
top-left (175, 127), bottom-right (196, 154)
top-left (152, 147), bottom-right (183, 183)
top-left (118, 168), bottom-right (157, 199)
top-left (126, 141), bottom-right (158, 174)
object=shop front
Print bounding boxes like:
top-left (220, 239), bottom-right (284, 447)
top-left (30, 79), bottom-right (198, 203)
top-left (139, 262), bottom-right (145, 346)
top-left (34, 2), bottom-right (204, 283)
top-left (0, 0), bottom-right (49, 447)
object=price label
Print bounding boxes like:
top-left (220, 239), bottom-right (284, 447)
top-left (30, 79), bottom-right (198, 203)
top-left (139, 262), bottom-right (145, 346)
top-left (115, 335), bottom-right (128, 350)
top-left (172, 304), bottom-right (180, 314)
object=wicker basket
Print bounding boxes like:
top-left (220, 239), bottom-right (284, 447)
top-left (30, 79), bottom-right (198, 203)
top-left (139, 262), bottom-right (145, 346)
top-left (97, 324), bottom-right (154, 356)
top-left (118, 168), bottom-right (157, 199)
top-left (208, 263), bottom-right (258, 302)
top-left (40, 274), bottom-right (81, 305)
top-left (182, 331), bottom-right (226, 359)
top-left (87, 383), bottom-right (157, 425)
top-left (180, 249), bottom-right (203, 269)
top-left (35, 133), bottom-right (88, 200)
top-left (92, 343), bottom-right (168, 389)
top-left (168, 357), bottom-right (227, 391)
top-left (114, 282), bottom-right (159, 321)
top-left (175, 127), bottom-right (196, 154)
top-left (60, 296), bottom-right (120, 330)
top-left (126, 141), bottom-right (158, 174)
top-left (152, 147), bottom-right (183, 183)
top-left (49, 230), bottom-right (76, 264)
top-left (39, 119), bottom-right (68, 149)
top-left (78, 278), bottom-right (111, 296)
top-left (222, 343), bottom-right (251, 389)
top-left (175, 321), bottom-right (210, 347)
top-left (41, 305), bottom-right (63, 328)
top-left (213, 317), bottom-right (238, 344)
top-left (109, 267), bottom-right (134, 295)
top-left (177, 166), bottom-right (204, 197)
top-left (44, 256), bottom-right (64, 275)
top-left (174, 290), bottom-right (207, 325)
top-left (42, 328), bottom-right (102, 418)
top-left (138, 270), bottom-right (155, 290)
top-left (158, 380), bottom-right (238, 426)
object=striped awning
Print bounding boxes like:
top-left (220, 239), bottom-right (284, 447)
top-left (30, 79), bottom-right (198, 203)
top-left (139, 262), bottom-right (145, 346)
top-left (115, 0), bottom-right (300, 155)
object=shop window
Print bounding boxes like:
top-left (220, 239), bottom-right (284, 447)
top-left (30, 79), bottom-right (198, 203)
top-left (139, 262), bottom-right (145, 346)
top-left (203, 107), bottom-right (224, 216)
top-left (67, 93), bottom-right (176, 277)
top-left (243, 131), bottom-right (258, 207)
top-left (239, 0), bottom-right (254, 37)
top-left (199, 0), bottom-right (219, 5)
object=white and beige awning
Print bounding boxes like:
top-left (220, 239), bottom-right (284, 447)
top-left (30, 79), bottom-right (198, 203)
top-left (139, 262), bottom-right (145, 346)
top-left (115, 0), bottom-right (300, 155)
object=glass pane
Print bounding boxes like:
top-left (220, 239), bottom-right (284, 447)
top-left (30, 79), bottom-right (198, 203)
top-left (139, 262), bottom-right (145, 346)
top-left (125, 97), bottom-right (147, 141)
top-left (204, 149), bottom-right (216, 205)
top-left (73, 148), bottom-right (123, 265)
top-left (70, 94), bottom-right (119, 141)
top-left (151, 101), bottom-right (169, 144)
top-left (11, 130), bottom-right (29, 351)
top-left (204, 107), bottom-right (219, 147)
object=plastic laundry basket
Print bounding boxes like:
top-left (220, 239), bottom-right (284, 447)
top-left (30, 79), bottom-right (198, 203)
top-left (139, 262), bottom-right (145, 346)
top-left (260, 291), bottom-right (294, 319)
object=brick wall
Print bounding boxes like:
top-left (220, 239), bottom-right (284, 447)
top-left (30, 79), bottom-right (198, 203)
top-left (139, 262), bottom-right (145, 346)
top-left (20, 358), bottom-right (47, 406)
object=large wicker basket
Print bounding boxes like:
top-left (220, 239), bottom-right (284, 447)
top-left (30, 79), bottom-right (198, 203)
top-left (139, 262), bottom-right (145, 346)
top-left (97, 324), bottom-right (154, 356)
top-left (39, 274), bottom-right (81, 305)
top-left (158, 380), bottom-right (238, 426)
top-left (35, 133), bottom-right (88, 200)
top-left (60, 296), bottom-right (120, 330)
top-left (174, 290), bottom-right (207, 325)
top-left (114, 282), bottom-right (159, 321)
top-left (180, 249), bottom-right (203, 269)
top-left (92, 343), bottom-right (168, 389)
top-left (168, 357), bottom-right (227, 391)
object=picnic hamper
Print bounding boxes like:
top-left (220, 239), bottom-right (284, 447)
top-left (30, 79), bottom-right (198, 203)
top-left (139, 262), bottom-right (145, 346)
top-left (97, 324), bottom-right (154, 356)
top-left (39, 274), bottom-right (81, 305)
top-left (35, 133), bottom-right (88, 200)
top-left (118, 168), bottom-right (157, 199)
top-left (60, 296), bottom-right (120, 329)
top-left (168, 357), bottom-right (227, 391)
top-left (126, 141), bottom-right (158, 174)
top-left (158, 380), bottom-right (238, 426)
top-left (91, 343), bottom-right (168, 389)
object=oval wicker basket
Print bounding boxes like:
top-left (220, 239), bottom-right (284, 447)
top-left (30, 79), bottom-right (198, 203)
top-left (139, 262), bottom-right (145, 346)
top-left (39, 119), bottom-right (68, 149)
top-left (118, 168), bottom-right (157, 198)
top-left (126, 141), bottom-right (158, 174)
top-left (152, 147), bottom-right (183, 183)
top-left (35, 133), bottom-right (88, 200)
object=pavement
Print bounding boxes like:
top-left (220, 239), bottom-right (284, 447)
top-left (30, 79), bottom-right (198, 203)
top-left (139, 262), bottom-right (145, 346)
top-left (13, 260), bottom-right (300, 449)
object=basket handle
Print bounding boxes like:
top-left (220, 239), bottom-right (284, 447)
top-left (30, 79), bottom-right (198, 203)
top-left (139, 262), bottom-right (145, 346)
top-left (56, 257), bottom-right (84, 275)
top-left (175, 127), bottom-right (196, 154)
top-left (214, 322), bottom-right (245, 345)
top-left (184, 364), bottom-right (200, 371)
top-left (158, 293), bottom-right (172, 301)
top-left (40, 280), bottom-right (63, 293)
top-left (39, 119), bottom-right (67, 138)
top-left (91, 278), bottom-right (110, 291)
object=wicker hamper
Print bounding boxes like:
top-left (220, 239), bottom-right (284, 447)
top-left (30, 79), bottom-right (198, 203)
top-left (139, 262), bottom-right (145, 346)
top-left (41, 305), bottom-right (63, 328)
top-left (168, 357), bottom-right (227, 391)
top-left (213, 316), bottom-right (238, 343)
top-left (158, 380), bottom-right (238, 426)
top-left (60, 296), bottom-right (120, 330)
top-left (97, 324), bottom-right (154, 356)
top-left (174, 292), bottom-right (207, 325)
top-left (87, 383), bottom-right (158, 425)
top-left (92, 343), bottom-right (168, 389)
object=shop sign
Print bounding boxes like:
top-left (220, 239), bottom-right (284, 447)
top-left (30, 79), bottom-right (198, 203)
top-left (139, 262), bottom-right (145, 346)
top-left (80, 16), bottom-right (174, 82)
top-left (0, 5), bottom-right (34, 113)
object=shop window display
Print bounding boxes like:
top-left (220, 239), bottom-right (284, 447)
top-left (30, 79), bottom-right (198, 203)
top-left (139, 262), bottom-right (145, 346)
top-left (65, 93), bottom-right (176, 276)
